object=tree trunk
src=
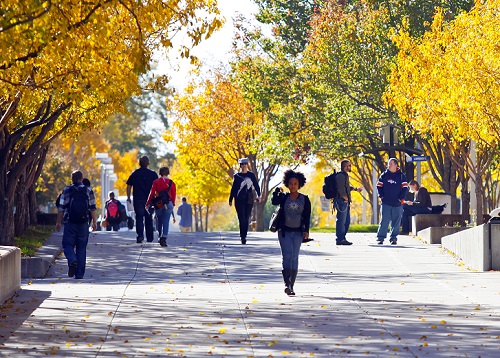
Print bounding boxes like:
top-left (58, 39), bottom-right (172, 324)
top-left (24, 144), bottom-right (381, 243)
top-left (0, 96), bottom-right (70, 245)
top-left (205, 205), bottom-right (209, 232)
top-left (29, 184), bottom-right (38, 226)
top-left (0, 192), bottom-right (16, 246)
top-left (461, 177), bottom-right (470, 223)
top-left (475, 171), bottom-right (484, 225)
top-left (14, 180), bottom-right (28, 237)
top-left (193, 204), bottom-right (199, 232)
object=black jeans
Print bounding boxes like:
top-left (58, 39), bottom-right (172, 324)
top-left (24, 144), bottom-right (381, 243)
top-left (235, 201), bottom-right (253, 239)
top-left (134, 200), bottom-right (154, 241)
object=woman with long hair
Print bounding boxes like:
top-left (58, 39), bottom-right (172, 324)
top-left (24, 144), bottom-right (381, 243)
top-left (271, 169), bottom-right (311, 296)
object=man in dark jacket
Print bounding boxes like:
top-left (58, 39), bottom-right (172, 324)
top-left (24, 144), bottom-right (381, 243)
top-left (376, 158), bottom-right (408, 245)
top-left (126, 156), bottom-right (158, 243)
top-left (401, 180), bottom-right (432, 234)
top-left (334, 159), bottom-right (363, 245)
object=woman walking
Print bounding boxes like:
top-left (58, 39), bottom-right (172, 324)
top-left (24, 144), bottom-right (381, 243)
top-left (271, 169), bottom-right (311, 296)
top-left (146, 167), bottom-right (176, 247)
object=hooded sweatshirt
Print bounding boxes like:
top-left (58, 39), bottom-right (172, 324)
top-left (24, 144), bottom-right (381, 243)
top-left (377, 168), bottom-right (408, 207)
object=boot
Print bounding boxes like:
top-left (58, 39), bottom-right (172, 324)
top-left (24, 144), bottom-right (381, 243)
top-left (159, 237), bottom-right (167, 247)
top-left (282, 269), bottom-right (292, 295)
top-left (289, 270), bottom-right (298, 296)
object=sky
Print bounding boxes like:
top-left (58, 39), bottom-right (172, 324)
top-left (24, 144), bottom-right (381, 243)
top-left (149, 0), bottom-right (259, 154)
top-left (160, 0), bottom-right (259, 91)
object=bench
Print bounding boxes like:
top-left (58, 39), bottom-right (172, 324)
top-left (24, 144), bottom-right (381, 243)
top-left (412, 214), bottom-right (468, 236)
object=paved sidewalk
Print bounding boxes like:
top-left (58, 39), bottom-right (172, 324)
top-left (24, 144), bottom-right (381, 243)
top-left (1, 230), bottom-right (500, 357)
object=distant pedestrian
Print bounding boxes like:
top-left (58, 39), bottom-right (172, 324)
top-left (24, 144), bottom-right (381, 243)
top-left (229, 157), bottom-right (261, 244)
top-left (271, 169), bottom-right (311, 296)
top-left (55, 170), bottom-right (97, 279)
top-left (376, 158), bottom-right (408, 245)
top-left (126, 156), bottom-right (158, 243)
top-left (146, 167), bottom-right (176, 247)
top-left (177, 197), bottom-right (193, 232)
top-left (401, 180), bottom-right (432, 234)
top-left (334, 159), bottom-right (363, 246)
top-left (104, 191), bottom-right (123, 232)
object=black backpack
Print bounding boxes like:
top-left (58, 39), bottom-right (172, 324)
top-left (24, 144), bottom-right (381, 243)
top-left (68, 185), bottom-right (90, 224)
top-left (322, 172), bottom-right (338, 200)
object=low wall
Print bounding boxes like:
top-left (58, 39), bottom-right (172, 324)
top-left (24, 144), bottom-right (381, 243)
top-left (417, 226), bottom-right (467, 244)
top-left (441, 224), bottom-right (500, 272)
top-left (0, 246), bottom-right (21, 304)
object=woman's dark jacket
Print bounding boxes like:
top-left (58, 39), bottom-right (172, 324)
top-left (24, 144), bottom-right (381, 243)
top-left (271, 189), bottom-right (311, 233)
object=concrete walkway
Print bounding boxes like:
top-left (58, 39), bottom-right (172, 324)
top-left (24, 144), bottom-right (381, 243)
top-left (1, 230), bottom-right (499, 357)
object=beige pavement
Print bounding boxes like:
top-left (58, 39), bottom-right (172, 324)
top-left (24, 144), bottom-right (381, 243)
top-left (1, 230), bottom-right (500, 357)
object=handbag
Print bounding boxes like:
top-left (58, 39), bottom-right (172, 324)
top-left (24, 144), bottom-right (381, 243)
top-left (152, 180), bottom-right (173, 210)
top-left (153, 194), bottom-right (167, 210)
top-left (269, 205), bottom-right (282, 232)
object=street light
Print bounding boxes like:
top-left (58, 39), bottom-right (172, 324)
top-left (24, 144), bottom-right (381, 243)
top-left (96, 153), bottom-right (114, 219)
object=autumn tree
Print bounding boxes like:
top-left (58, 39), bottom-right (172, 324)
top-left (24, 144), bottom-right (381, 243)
top-left (230, 1), bottom-right (469, 222)
top-left (166, 67), bottom-right (280, 231)
top-left (0, 0), bottom-right (222, 244)
top-left (387, 2), bottom-right (500, 223)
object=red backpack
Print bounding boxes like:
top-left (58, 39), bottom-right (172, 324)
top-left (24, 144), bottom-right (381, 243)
top-left (107, 200), bottom-right (120, 220)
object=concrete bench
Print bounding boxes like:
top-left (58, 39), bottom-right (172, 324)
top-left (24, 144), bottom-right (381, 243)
top-left (412, 214), bottom-right (467, 235)
top-left (0, 246), bottom-right (21, 304)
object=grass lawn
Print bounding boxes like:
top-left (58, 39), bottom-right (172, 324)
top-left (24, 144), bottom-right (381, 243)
top-left (310, 224), bottom-right (379, 233)
top-left (14, 226), bottom-right (55, 257)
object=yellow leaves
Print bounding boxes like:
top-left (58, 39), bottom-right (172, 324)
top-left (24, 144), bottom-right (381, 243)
top-left (388, 0), bottom-right (500, 149)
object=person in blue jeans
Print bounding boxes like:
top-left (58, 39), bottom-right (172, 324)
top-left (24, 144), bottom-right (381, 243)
top-left (334, 159), bottom-right (363, 245)
top-left (146, 167), bottom-right (176, 247)
top-left (271, 169), bottom-right (311, 296)
top-left (55, 170), bottom-right (97, 279)
top-left (376, 158), bottom-right (409, 245)
top-left (126, 156), bottom-right (158, 243)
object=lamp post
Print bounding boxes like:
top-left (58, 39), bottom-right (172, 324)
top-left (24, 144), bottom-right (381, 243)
top-left (96, 153), bottom-right (113, 219)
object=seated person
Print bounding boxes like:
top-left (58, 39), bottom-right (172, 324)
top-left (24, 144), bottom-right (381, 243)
top-left (401, 180), bottom-right (432, 234)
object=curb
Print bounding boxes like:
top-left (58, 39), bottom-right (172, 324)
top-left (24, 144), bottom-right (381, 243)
top-left (21, 232), bottom-right (62, 279)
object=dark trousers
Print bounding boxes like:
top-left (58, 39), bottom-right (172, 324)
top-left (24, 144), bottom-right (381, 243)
top-left (62, 221), bottom-right (89, 278)
top-left (335, 199), bottom-right (351, 243)
top-left (134, 200), bottom-right (154, 241)
top-left (402, 204), bottom-right (432, 233)
top-left (106, 219), bottom-right (120, 231)
top-left (235, 201), bottom-right (253, 239)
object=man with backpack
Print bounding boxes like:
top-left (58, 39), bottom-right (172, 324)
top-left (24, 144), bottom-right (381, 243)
top-left (104, 191), bottom-right (123, 231)
top-left (324, 160), bottom-right (363, 246)
top-left (55, 170), bottom-right (97, 279)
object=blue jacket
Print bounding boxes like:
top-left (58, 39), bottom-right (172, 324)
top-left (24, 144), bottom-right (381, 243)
top-left (377, 169), bottom-right (408, 207)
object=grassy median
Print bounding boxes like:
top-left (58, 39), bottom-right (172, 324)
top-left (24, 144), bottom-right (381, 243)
top-left (14, 226), bottom-right (55, 257)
